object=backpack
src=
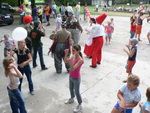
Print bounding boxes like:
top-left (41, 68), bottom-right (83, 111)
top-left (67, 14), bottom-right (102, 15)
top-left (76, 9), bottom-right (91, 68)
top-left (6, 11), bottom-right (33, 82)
top-left (49, 7), bottom-right (52, 14)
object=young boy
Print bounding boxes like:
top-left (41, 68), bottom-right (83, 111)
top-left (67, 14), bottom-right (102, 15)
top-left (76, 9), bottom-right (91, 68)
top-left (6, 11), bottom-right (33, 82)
top-left (124, 38), bottom-right (138, 75)
top-left (0, 34), bottom-right (15, 57)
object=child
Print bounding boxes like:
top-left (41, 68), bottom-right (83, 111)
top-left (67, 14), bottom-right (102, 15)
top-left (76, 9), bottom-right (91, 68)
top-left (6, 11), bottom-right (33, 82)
top-left (0, 34), bottom-right (15, 57)
top-left (64, 44), bottom-right (84, 113)
top-left (3, 56), bottom-right (27, 113)
top-left (130, 17), bottom-right (136, 39)
top-left (110, 18), bottom-right (114, 27)
top-left (139, 87), bottom-right (150, 113)
top-left (11, 40), bottom-right (34, 95)
top-left (147, 30), bottom-right (150, 45)
top-left (111, 74), bottom-right (141, 113)
top-left (105, 21), bottom-right (114, 44)
top-left (84, 5), bottom-right (91, 22)
top-left (124, 38), bottom-right (138, 75)
top-left (56, 14), bottom-right (62, 31)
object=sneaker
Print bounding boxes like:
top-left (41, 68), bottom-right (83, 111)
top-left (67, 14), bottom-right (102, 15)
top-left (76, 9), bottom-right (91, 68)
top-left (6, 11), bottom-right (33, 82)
top-left (146, 43), bottom-right (150, 45)
top-left (42, 67), bottom-right (48, 70)
top-left (30, 91), bottom-right (35, 95)
top-left (33, 65), bottom-right (38, 68)
top-left (122, 80), bottom-right (127, 83)
top-left (65, 98), bottom-right (74, 104)
top-left (46, 23), bottom-right (50, 26)
top-left (73, 105), bottom-right (82, 113)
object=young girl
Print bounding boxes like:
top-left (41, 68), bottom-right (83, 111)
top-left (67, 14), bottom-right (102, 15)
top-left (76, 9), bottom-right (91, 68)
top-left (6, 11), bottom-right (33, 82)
top-left (3, 56), bottom-right (27, 113)
top-left (130, 18), bottom-right (136, 39)
top-left (111, 74), bottom-right (141, 113)
top-left (0, 34), bottom-right (15, 57)
top-left (55, 14), bottom-right (62, 31)
top-left (105, 21), bottom-right (114, 44)
top-left (139, 87), bottom-right (150, 113)
top-left (64, 44), bottom-right (84, 113)
top-left (11, 40), bottom-right (34, 95)
top-left (124, 38), bottom-right (138, 75)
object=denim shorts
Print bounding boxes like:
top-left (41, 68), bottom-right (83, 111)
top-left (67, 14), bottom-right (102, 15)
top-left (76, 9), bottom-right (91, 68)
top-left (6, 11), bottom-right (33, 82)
top-left (106, 33), bottom-right (112, 37)
top-left (114, 103), bottom-right (133, 113)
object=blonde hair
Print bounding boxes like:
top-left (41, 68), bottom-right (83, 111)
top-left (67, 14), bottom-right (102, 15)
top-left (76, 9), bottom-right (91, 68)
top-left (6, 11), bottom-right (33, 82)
top-left (3, 56), bottom-right (14, 77)
top-left (146, 87), bottom-right (150, 101)
top-left (18, 40), bottom-right (27, 55)
top-left (127, 74), bottom-right (140, 86)
top-left (4, 34), bottom-right (9, 38)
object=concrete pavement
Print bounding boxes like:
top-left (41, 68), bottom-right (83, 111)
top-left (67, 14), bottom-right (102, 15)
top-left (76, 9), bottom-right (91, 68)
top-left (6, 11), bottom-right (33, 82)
top-left (0, 15), bottom-right (150, 113)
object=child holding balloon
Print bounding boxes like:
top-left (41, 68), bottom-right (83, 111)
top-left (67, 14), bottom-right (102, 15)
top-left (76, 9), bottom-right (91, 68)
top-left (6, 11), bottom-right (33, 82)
top-left (10, 40), bottom-right (34, 95)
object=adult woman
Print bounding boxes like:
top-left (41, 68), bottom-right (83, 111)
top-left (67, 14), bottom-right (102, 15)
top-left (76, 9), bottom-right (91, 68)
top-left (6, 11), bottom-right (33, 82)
top-left (84, 18), bottom-right (96, 58)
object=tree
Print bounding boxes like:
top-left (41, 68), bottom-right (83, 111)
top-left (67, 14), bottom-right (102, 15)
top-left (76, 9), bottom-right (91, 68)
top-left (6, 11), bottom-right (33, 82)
top-left (45, 0), bottom-right (53, 6)
top-left (31, 0), bottom-right (35, 9)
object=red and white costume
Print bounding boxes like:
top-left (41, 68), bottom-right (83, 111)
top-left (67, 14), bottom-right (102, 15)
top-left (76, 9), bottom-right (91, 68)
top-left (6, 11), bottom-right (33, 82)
top-left (90, 13), bottom-right (107, 67)
top-left (84, 23), bottom-right (96, 57)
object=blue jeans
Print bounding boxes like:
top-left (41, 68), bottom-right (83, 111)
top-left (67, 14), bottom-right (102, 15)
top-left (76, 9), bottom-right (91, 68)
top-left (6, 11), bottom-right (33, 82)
top-left (69, 76), bottom-right (82, 104)
top-left (84, 11), bottom-right (86, 20)
top-left (130, 31), bottom-right (135, 39)
top-left (7, 87), bottom-right (27, 113)
top-left (18, 64), bottom-right (34, 92)
top-left (33, 46), bottom-right (46, 69)
top-left (52, 9), bottom-right (57, 18)
top-left (32, 15), bottom-right (38, 22)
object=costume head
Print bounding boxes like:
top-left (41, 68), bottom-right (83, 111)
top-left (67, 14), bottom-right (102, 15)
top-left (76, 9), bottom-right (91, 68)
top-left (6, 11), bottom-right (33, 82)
top-left (96, 13), bottom-right (107, 24)
top-left (23, 16), bottom-right (33, 24)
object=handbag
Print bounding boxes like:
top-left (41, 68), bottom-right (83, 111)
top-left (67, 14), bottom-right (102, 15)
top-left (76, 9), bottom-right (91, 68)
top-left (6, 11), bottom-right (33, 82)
top-left (48, 38), bottom-right (58, 57)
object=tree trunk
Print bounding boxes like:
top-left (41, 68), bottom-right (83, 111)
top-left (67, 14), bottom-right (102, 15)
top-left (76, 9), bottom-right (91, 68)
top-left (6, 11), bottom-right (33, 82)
top-left (112, 0), bottom-right (115, 5)
top-left (18, 0), bottom-right (24, 6)
top-left (45, 0), bottom-right (53, 6)
top-left (106, 0), bottom-right (109, 6)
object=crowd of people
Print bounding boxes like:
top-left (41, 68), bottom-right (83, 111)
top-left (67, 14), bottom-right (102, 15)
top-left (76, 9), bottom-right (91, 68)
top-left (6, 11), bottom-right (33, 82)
top-left (0, 1), bottom-right (150, 113)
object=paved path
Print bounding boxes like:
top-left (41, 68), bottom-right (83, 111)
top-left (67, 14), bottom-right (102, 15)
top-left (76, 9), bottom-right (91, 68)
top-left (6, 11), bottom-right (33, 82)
top-left (0, 15), bottom-right (150, 113)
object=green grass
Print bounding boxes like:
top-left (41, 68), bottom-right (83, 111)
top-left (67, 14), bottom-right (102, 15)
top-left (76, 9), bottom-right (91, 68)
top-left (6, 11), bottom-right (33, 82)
top-left (13, 4), bottom-right (150, 17)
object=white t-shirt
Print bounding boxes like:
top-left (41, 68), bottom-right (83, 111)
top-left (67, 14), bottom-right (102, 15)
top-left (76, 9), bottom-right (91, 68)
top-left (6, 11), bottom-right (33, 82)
top-left (118, 83), bottom-right (141, 109)
top-left (52, 4), bottom-right (57, 9)
top-left (3, 38), bottom-right (15, 49)
top-left (56, 17), bottom-right (62, 24)
top-left (76, 4), bottom-right (80, 12)
top-left (66, 6), bottom-right (74, 13)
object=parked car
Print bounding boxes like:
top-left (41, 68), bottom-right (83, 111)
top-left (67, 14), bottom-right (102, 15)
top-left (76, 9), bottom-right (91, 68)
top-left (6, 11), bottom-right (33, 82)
top-left (0, 8), bottom-right (14, 25)
top-left (1, 3), bottom-right (16, 12)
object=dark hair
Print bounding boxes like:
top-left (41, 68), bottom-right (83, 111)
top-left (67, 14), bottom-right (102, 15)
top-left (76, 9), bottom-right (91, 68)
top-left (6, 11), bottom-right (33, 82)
top-left (90, 18), bottom-right (96, 24)
top-left (73, 44), bottom-right (83, 58)
top-left (146, 87), bottom-right (150, 101)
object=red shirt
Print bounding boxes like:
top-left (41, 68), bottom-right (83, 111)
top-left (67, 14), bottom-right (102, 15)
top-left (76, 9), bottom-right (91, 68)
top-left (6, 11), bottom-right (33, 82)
top-left (130, 24), bottom-right (136, 31)
top-left (105, 25), bottom-right (114, 34)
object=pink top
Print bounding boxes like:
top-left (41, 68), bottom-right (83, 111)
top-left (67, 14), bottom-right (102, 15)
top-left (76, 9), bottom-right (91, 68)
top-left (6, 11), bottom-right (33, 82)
top-left (105, 25), bottom-right (114, 34)
top-left (69, 57), bottom-right (82, 79)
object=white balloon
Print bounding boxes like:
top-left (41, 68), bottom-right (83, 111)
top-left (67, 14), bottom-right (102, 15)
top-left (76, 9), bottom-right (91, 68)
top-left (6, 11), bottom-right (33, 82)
top-left (12, 27), bottom-right (27, 41)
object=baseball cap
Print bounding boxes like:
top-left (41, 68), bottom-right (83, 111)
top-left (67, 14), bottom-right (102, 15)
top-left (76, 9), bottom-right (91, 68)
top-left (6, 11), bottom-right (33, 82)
top-left (129, 38), bottom-right (138, 44)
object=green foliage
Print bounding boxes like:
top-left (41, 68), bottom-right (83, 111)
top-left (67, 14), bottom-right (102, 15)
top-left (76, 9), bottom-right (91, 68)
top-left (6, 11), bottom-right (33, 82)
top-left (0, 0), bottom-right (18, 6)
